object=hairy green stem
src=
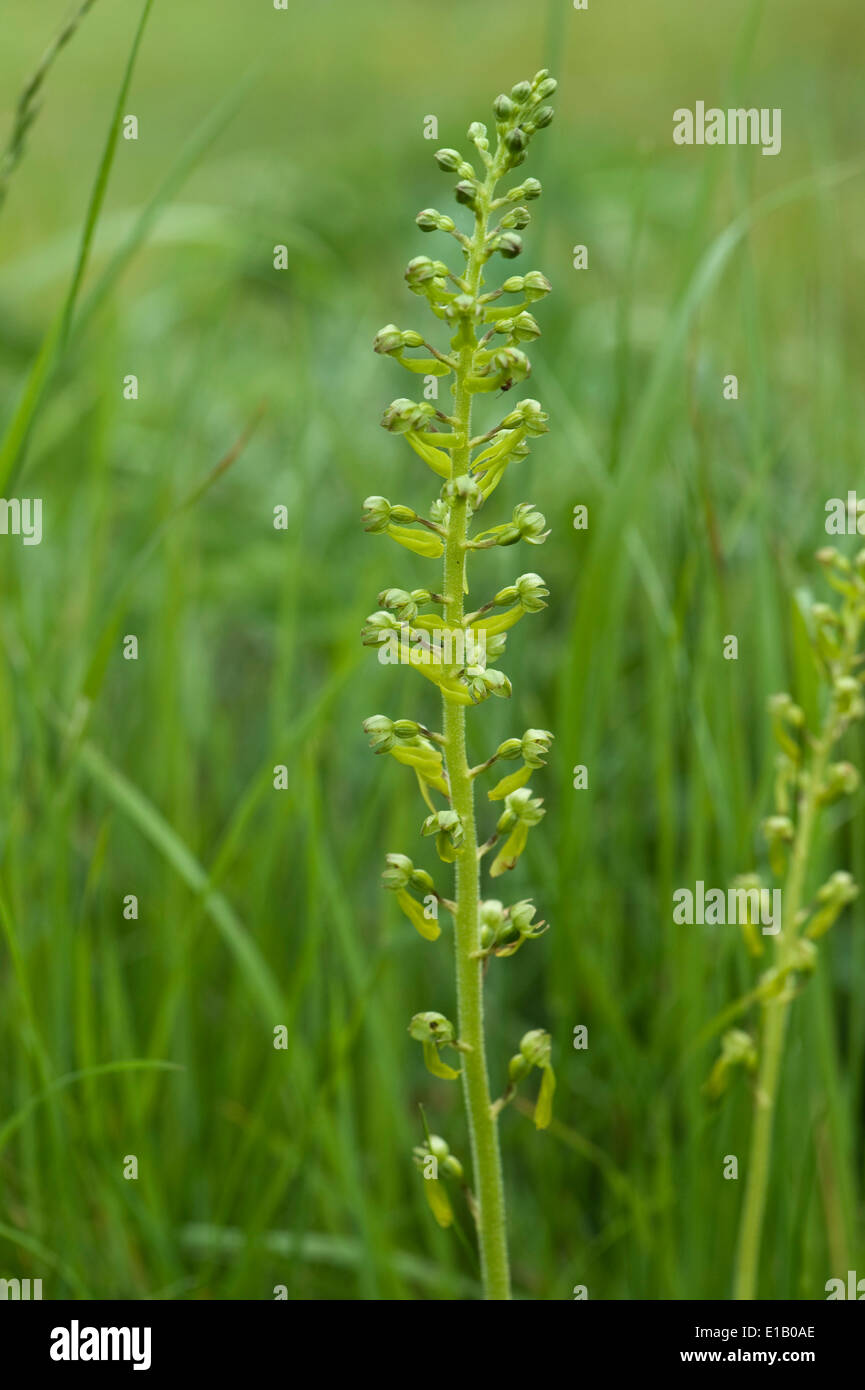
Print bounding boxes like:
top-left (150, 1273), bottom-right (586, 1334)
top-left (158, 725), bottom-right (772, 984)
top-left (441, 152), bottom-right (511, 1301)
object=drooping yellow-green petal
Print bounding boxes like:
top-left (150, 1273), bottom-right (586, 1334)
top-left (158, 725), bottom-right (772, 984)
top-left (396, 888), bottom-right (441, 942)
top-left (440, 681), bottom-right (473, 706)
top-left (423, 1040), bottom-right (461, 1079)
top-left (490, 821), bottom-right (529, 877)
top-left (493, 936), bottom-right (525, 958)
top-left (534, 1064), bottom-right (555, 1129)
top-left (386, 525), bottom-right (444, 558)
top-left (422, 1177), bottom-right (454, 1228)
top-left (470, 427), bottom-right (525, 471)
top-left (396, 356), bottom-right (452, 376)
top-left (435, 830), bottom-right (459, 863)
top-left (409, 660), bottom-right (473, 704)
top-left (391, 744), bottom-right (444, 776)
top-left (390, 745), bottom-right (449, 800)
top-left (804, 902), bottom-right (843, 940)
top-left (487, 763), bottom-right (533, 801)
top-left (470, 605), bottom-right (524, 637)
top-left (415, 769), bottom-right (436, 812)
top-left (413, 614), bottom-right (449, 631)
top-left (404, 431), bottom-right (452, 478)
top-left (740, 914), bottom-right (764, 958)
top-left (477, 458), bottom-right (509, 500)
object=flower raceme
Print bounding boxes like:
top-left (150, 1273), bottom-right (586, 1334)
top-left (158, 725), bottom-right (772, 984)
top-left (359, 71), bottom-right (559, 1300)
top-left (701, 545), bottom-right (865, 1300)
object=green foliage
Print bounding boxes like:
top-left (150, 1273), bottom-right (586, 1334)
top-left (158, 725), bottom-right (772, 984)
top-left (2, 0), bottom-right (865, 1304)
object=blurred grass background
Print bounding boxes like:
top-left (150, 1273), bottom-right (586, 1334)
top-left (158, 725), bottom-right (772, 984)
top-left (1, 0), bottom-right (864, 1299)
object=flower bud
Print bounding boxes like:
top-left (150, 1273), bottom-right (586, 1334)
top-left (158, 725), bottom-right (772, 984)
top-left (521, 728), bottom-right (554, 766)
top-left (434, 148), bottom-right (461, 171)
top-left (498, 399), bottom-right (548, 435)
top-left (494, 231), bottom-right (523, 259)
top-left (815, 546), bottom-right (842, 569)
top-left (519, 1028), bottom-right (551, 1068)
top-left (501, 207), bottom-right (531, 231)
top-left (408, 1011), bottom-right (455, 1045)
top-left (509, 900), bottom-right (547, 938)
top-left (390, 504), bottom-right (417, 524)
top-left (416, 208), bottom-right (456, 233)
top-left (496, 502), bottom-right (549, 546)
top-left (523, 270), bottom-right (553, 300)
top-left (377, 587), bottom-right (419, 622)
top-left (534, 78), bottom-right (557, 101)
top-left (468, 121), bottom-right (489, 151)
top-left (834, 675), bottom-right (865, 719)
top-left (479, 898), bottom-right (507, 949)
top-left (381, 397), bottom-right (437, 433)
top-left (416, 1133), bottom-right (463, 1182)
top-left (505, 127), bottom-right (528, 153)
top-left (414, 1134), bottom-right (464, 1189)
top-left (405, 255), bottom-right (449, 291)
top-left (495, 310), bottom-right (540, 340)
top-left (508, 1051), bottom-right (531, 1084)
top-left (455, 179), bottom-right (478, 208)
top-left (493, 93), bottom-right (516, 120)
top-left (362, 715), bottom-right (397, 752)
top-left (805, 870), bottom-right (859, 939)
top-left (427, 1134), bottom-right (450, 1162)
top-left (382, 852), bottom-right (413, 888)
top-left (361, 610), bottom-right (401, 645)
top-left (763, 814), bottom-right (794, 841)
top-left (481, 899), bottom-right (506, 927)
top-left (514, 572), bottom-right (549, 610)
top-left (820, 760), bottom-right (861, 803)
top-left (443, 474), bottom-right (484, 510)
top-left (465, 667), bottom-right (512, 702)
top-left (444, 292), bottom-right (483, 322)
top-left (768, 691), bottom-right (805, 761)
top-left (394, 718), bottom-right (422, 738)
top-left (820, 869), bottom-right (858, 902)
top-left (703, 1028), bottom-right (758, 1100)
top-left (497, 787), bottom-right (545, 831)
top-left (790, 939), bottom-right (818, 975)
top-left (482, 633), bottom-right (507, 662)
top-left (768, 692), bottom-right (804, 725)
top-left (382, 852), bottom-right (435, 895)
top-left (510, 81), bottom-right (532, 104)
top-left (486, 347), bottom-right (531, 386)
top-left (362, 496), bottom-right (393, 532)
top-left (515, 502), bottom-right (548, 540)
top-left (421, 809), bottom-right (464, 861)
top-left (529, 106), bottom-right (555, 130)
top-left (373, 323), bottom-right (404, 355)
top-left (495, 738), bottom-right (524, 761)
top-left (363, 713), bottom-right (426, 750)
top-left (373, 325), bottom-right (424, 357)
top-left (762, 814), bottom-right (794, 878)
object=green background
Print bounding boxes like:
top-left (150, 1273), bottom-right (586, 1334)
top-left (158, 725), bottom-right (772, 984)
top-left (1, 0), bottom-right (863, 1299)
